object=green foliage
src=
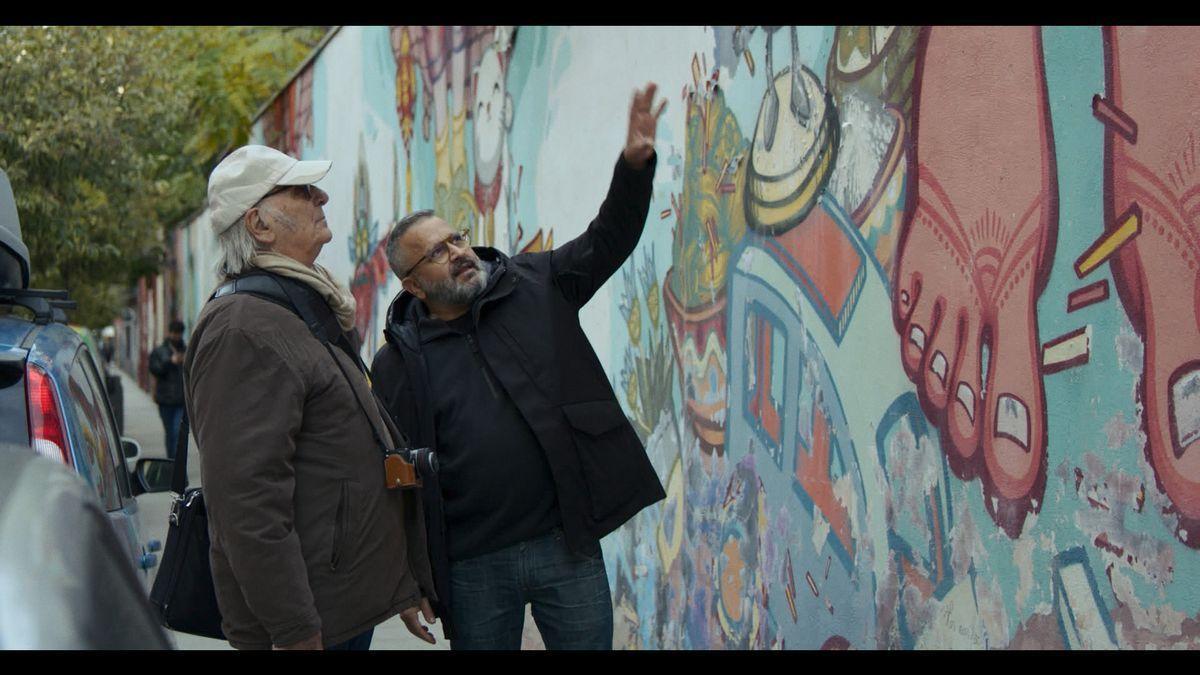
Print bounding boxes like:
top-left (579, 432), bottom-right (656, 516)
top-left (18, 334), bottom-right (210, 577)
top-left (0, 26), bottom-right (325, 327)
top-left (171, 26), bottom-right (326, 163)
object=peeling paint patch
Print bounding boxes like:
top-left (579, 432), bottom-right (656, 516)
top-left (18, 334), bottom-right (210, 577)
top-left (1114, 327), bottom-right (1144, 377)
top-left (1103, 413), bottom-right (1143, 451)
top-left (811, 503), bottom-right (831, 553)
top-left (1106, 566), bottom-right (1199, 647)
top-left (1009, 612), bottom-right (1067, 649)
top-left (949, 497), bottom-right (987, 585)
top-left (1075, 491), bottom-right (1175, 586)
top-left (1013, 537), bottom-right (1036, 616)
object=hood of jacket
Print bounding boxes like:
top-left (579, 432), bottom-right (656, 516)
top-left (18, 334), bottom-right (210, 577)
top-left (383, 246), bottom-right (513, 352)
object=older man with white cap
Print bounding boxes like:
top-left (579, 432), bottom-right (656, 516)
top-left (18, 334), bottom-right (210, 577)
top-left (183, 145), bottom-right (437, 650)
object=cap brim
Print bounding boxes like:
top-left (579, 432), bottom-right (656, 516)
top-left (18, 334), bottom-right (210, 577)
top-left (277, 159), bottom-right (332, 186)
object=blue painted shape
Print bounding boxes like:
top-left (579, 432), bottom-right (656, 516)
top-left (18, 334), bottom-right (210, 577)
top-left (1052, 546), bottom-right (1119, 649)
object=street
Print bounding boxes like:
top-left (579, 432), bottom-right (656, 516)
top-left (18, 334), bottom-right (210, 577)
top-left (121, 370), bottom-right (450, 650)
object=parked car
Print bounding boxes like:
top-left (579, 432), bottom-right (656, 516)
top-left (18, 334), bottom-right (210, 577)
top-left (0, 166), bottom-right (168, 585)
top-left (0, 442), bottom-right (171, 649)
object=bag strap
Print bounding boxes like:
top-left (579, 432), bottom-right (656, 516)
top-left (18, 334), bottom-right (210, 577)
top-left (321, 341), bottom-right (397, 456)
top-left (210, 270), bottom-right (412, 452)
top-left (170, 413), bottom-right (190, 495)
top-left (211, 271), bottom-right (365, 370)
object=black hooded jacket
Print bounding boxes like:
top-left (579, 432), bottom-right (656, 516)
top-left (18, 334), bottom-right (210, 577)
top-left (148, 339), bottom-right (186, 406)
top-left (371, 154), bottom-right (666, 639)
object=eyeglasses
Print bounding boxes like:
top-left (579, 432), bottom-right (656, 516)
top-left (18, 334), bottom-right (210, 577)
top-left (261, 184), bottom-right (322, 203)
top-left (402, 228), bottom-right (472, 278)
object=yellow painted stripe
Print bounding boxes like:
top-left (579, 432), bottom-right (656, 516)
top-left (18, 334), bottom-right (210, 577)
top-left (1075, 211), bottom-right (1140, 277)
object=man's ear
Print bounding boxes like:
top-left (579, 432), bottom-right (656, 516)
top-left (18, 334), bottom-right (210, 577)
top-left (401, 276), bottom-right (426, 301)
top-left (244, 208), bottom-right (274, 248)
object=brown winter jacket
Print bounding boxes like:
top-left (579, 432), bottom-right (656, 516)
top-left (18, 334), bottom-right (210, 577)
top-left (183, 291), bottom-right (434, 650)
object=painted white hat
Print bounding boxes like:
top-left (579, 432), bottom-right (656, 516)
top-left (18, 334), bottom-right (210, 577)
top-left (206, 145), bottom-right (331, 235)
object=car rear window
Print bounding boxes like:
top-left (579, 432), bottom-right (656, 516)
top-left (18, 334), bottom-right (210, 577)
top-left (78, 347), bottom-right (132, 500)
top-left (65, 348), bottom-right (123, 512)
top-left (0, 352), bottom-right (27, 445)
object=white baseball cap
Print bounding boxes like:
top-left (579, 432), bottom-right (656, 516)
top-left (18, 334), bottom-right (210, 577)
top-left (206, 145), bottom-right (332, 235)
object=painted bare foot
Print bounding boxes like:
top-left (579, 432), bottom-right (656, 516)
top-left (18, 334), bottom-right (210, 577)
top-left (893, 27), bottom-right (1057, 536)
top-left (1099, 26), bottom-right (1200, 546)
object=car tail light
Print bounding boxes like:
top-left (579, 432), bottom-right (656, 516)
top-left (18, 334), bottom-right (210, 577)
top-left (26, 364), bottom-right (71, 466)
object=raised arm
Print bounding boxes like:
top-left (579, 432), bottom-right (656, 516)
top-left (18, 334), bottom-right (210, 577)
top-left (550, 83), bottom-right (667, 308)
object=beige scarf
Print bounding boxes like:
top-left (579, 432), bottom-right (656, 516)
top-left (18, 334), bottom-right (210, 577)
top-left (249, 252), bottom-right (357, 332)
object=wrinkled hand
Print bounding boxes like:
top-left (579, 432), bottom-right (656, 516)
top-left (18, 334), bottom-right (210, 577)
top-left (273, 631), bottom-right (323, 650)
top-left (623, 82), bottom-right (667, 169)
top-left (400, 598), bottom-right (437, 645)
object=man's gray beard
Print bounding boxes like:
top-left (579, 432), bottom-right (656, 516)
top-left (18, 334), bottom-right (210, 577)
top-left (419, 263), bottom-right (489, 306)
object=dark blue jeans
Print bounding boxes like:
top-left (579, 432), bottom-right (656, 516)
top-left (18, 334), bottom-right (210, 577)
top-left (158, 404), bottom-right (184, 460)
top-left (326, 627), bottom-right (374, 651)
top-left (449, 528), bottom-right (612, 650)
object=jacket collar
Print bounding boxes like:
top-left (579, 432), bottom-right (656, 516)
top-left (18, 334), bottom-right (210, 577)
top-left (384, 247), bottom-right (519, 351)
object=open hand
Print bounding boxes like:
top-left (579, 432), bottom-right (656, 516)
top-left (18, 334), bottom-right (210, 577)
top-left (623, 82), bottom-right (667, 169)
top-left (400, 597), bottom-right (437, 645)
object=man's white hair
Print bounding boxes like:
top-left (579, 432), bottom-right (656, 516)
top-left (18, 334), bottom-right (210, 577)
top-left (215, 203), bottom-right (295, 279)
top-left (216, 218), bottom-right (258, 279)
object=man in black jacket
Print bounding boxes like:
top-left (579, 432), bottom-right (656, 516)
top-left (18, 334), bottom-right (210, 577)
top-left (371, 83), bottom-right (667, 650)
top-left (147, 319), bottom-right (186, 459)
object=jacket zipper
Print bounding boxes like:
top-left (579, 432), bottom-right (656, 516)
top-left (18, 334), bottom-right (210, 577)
top-left (464, 332), bottom-right (501, 399)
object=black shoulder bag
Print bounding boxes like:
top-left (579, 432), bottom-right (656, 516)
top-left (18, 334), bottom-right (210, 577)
top-left (148, 415), bottom-right (225, 639)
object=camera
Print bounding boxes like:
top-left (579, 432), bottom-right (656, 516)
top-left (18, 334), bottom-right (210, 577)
top-left (384, 447), bottom-right (437, 490)
top-left (407, 447), bottom-right (438, 478)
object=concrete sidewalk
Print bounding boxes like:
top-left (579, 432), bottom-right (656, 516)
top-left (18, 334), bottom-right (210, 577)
top-left (121, 370), bottom-right (448, 650)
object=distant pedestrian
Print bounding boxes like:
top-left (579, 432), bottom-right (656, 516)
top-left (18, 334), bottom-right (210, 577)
top-left (147, 319), bottom-right (186, 459)
top-left (99, 327), bottom-right (115, 365)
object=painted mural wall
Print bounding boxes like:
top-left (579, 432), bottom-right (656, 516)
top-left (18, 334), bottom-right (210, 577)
top-left (175, 26), bottom-right (1200, 649)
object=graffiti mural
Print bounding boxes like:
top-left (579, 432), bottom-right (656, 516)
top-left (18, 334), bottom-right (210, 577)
top-left (825, 26), bottom-right (916, 274)
top-left (893, 27), bottom-right (1059, 539)
top-left (664, 56), bottom-right (747, 458)
top-left (170, 26), bottom-right (1200, 649)
top-left (347, 140), bottom-right (391, 354)
top-left (1095, 26), bottom-right (1200, 549)
top-left (402, 26), bottom-right (493, 242)
top-left (261, 67), bottom-right (314, 158)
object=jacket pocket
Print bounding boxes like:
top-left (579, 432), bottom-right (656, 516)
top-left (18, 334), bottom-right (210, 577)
top-left (494, 320), bottom-right (552, 396)
top-left (561, 400), bottom-right (645, 520)
top-left (330, 481), bottom-right (352, 572)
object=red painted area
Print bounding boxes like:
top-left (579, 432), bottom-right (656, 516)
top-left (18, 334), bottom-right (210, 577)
top-left (1067, 280), bottom-right (1110, 313)
top-left (795, 401), bottom-right (854, 558)
top-left (749, 315), bottom-right (782, 444)
top-left (774, 205), bottom-right (862, 321)
top-left (350, 241), bottom-right (392, 346)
